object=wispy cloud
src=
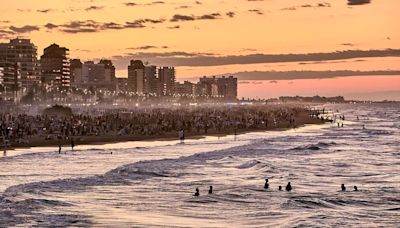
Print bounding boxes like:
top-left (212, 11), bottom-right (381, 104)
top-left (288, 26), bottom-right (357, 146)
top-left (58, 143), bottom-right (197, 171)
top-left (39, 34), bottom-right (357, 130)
top-left (110, 49), bottom-right (400, 67)
top-left (9, 25), bottom-right (40, 33)
top-left (232, 70), bottom-right (399, 81)
top-left (281, 2), bottom-right (331, 10)
top-left (348, 0), bottom-right (371, 5)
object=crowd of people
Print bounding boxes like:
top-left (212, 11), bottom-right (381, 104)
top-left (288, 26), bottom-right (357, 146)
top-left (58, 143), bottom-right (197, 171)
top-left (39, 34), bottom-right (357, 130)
top-left (0, 105), bottom-right (323, 147)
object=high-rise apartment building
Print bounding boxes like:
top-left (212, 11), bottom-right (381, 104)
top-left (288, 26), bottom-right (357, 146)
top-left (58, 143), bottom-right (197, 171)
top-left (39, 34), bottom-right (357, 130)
top-left (127, 60), bottom-right (145, 94)
top-left (0, 38), bottom-right (40, 100)
top-left (7, 38), bottom-right (41, 91)
top-left (99, 59), bottom-right (116, 82)
top-left (175, 81), bottom-right (196, 96)
top-left (158, 66), bottom-right (175, 96)
top-left (197, 76), bottom-right (237, 99)
top-left (82, 61), bottom-right (105, 88)
top-left (70, 59), bottom-right (116, 90)
top-left (144, 65), bottom-right (158, 95)
top-left (40, 43), bottom-right (70, 89)
top-left (70, 59), bottom-right (82, 86)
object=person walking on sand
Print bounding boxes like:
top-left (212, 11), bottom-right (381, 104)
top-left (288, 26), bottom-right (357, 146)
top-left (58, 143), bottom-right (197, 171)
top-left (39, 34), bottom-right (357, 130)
top-left (179, 129), bottom-right (185, 142)
top-left (71, 138), bottom-right (75, 151)
top-left (58, 144), bottom-right (62, 154)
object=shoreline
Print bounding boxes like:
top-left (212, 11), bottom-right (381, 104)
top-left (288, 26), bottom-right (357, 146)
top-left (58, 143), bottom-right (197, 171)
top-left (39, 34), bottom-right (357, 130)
top-left (4, 113), bottom-right (326, 150)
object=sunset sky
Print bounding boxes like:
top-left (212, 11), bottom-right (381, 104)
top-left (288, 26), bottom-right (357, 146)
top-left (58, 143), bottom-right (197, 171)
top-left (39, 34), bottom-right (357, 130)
top-left (1, 0), bottom-right (399, 100)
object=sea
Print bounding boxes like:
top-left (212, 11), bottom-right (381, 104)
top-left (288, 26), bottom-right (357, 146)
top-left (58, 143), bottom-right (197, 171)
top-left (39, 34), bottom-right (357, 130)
top-left (0, 103), bottom-right (399, 227)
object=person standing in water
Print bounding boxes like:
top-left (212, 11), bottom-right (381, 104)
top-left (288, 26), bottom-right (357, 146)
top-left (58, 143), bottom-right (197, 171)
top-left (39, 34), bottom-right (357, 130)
top-left (208, 186), bottom-right (213, 194)
top-left (286, 182), bottom-right (292, 191)
top-left (264, 179), bottom-right (269, 189)
top-left (58, 144), bottom-right (62, 154)
top-left (194, 188), bottom-right (200, 196)
top-left (341, 184), bottom-right (346, 191)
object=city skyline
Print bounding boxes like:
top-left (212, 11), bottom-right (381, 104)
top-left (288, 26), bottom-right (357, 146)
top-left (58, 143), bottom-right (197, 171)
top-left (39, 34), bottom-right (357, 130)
top-left (0, 0), bottom-right (399, 100)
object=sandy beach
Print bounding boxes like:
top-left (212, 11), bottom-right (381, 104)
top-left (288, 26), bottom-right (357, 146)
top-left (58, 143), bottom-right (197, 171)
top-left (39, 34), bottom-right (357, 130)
top-left (6, 111), bottom-right (324, 150)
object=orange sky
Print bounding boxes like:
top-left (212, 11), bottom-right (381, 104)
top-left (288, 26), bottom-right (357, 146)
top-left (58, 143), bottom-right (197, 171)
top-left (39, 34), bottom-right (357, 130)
top-left (1, 0), bottom-right (399, 100)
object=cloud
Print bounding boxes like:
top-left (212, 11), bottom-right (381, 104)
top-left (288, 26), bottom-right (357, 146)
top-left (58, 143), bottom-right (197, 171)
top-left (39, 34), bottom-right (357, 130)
top-left (232, 70), bottom-right (400, 81)
top-left (248, 9), bottom-right (263, 15)
top-left (127, 45), bottom-right (168, 50)
top-left (341, 43), bottom-right (356, 46)
top-left (198, 13), bottom-right (221, 20)
top-left (9, 25), bottom-right (40, 33)
top-left (0, 29), bottom-right (15, 40)
top-left (170, 14), bottom-right (195, 22)
top-left (125, 2), bottom-right (137, 6)
top-left (110, 49), bottom-right (400, 67)
top-left (282, 2), bottom-right (331, 10)
top-left (167, 25), bottom-right (180, 29)
top-left (36, 18), bottom-right (166, 33)
top-left (348, 0), bottom-right (371, 5)
top-left (44, 23), bottom-right (58, 29)
top-left (85, 6), bottom-right (104, 11)
top-left (37, 9), bottom-right (56, 13)
top-left (177, 5), bottom-right (190, 9)
top-left (170, 13), bottom-right (223, 22)
top-left (124, 1), bottom-right (165, 6)
top-left (226, 12), bottom-right (235, 18)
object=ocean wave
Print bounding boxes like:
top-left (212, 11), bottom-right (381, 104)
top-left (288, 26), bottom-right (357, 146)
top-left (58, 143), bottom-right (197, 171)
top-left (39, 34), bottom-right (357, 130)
top-left (291, 141), bottom-right (339, 151)
top-left (236, 160), bottom-right (263, 169)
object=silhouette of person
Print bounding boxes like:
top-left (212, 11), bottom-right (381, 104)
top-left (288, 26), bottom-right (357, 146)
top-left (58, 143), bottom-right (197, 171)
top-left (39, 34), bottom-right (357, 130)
top-left (264, 179), bottom-right (269, 189)
top-left (341, 184), bottom-right (346, 191)
top-left (194, 188), bottom-right (200, 196)
top-left (179, 129), bottom-right (185, 142)
top-left (58, 144), bottom-right (62, 154)
top-left (353, 186), bottom-right (358, 191)
top-left (208, 186), bottom-right (213, 194)
top-left (278, 186), bottom-right (282, 191)
top-left (286, 182), bottom-right (292, 191)
top-left (71, 139), bottom-right (75, 151)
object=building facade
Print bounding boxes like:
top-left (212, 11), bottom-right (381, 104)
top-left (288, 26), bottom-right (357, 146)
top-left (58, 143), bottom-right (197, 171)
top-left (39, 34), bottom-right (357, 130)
top-left (70, 59), bottom-right (116, 90)
top-left (0, 39), bottom-right (40, 99)
top-left (158, 66), bottom-right (175, 96)
top-left (196, 76), bottom-right (237, 99)
top-left (70, 59), bottom-right (82, 87)
top-left (40, 43), bottom-right (70, 89)
top-left (99, 59), bottom-right (116, 87)
top-left (127, 60), bottom-right (145, 94)
top-left (7, 38), bottom-right (41, 91)
top-left (175, 81), bottom-right (196, 96)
